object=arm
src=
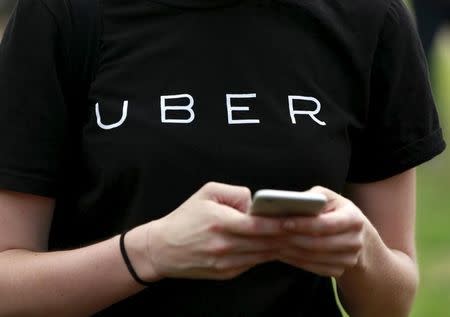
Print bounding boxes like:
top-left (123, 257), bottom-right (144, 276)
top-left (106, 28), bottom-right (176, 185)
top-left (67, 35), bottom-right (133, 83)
top-left (0, 183), bottom-right (285, 316)
top-left (277, 169), bottom-right (418, 316)
top-left (0, 190), bottom-right (151, 317)
top-left (337, 168), bottom-right (418, 316)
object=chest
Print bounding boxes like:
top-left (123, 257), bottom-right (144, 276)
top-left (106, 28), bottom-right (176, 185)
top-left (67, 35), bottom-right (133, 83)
top-left (83, 2), bottom-right (366, 194)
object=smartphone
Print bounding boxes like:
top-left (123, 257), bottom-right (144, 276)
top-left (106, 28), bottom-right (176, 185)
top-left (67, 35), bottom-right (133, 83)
top-left (249, 189), bottom-right (327, 217)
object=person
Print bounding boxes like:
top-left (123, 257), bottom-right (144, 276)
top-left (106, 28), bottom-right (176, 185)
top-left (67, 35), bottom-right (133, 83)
top-left (413, 0), bottom-right (450, 59)
top-left (0, 0), bottom-right (446, 316)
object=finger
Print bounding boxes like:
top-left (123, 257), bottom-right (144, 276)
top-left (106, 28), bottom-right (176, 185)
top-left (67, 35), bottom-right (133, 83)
top-left (282, 205), bottom-right (363, 236)
top-left (210, 252), bottom-right (276, 273)
top-left (205, 265), bottom-right (253, 281)
top-left (279, 248), bottom-right (359, 267)
top-left (280, 257), bottom-right (346, 278)
top-left (205, 234), bottom-right (281, 256)
top-left (200, 182), bottom-right (252, 213)
top-left (308, 185), bottom-right (346, 210)
top-left (297, 262), bottom-right (346, 278)
top-left (232, 237), bottom-right (281, 253)
top-left (217, 205), bottom-right (284, 236)
top-left (285, 231), bottom-right (363, 253)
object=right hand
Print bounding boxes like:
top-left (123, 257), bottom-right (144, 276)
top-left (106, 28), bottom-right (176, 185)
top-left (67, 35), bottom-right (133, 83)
top-left (139, 182), bottom-right (285, 281)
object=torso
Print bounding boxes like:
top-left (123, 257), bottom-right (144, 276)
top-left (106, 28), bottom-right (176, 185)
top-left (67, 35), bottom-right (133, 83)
top-left (51, 0), bottom-right (389, 315)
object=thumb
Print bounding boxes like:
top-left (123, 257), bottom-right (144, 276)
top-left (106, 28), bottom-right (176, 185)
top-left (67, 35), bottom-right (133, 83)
top-left (199, 182), bottom-right (252, 213)
top-left (308, 185), bottom-right (344, 211)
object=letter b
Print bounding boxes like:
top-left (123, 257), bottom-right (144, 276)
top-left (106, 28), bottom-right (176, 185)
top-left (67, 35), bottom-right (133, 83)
top-left (161, 94), bottom-right (195, 124)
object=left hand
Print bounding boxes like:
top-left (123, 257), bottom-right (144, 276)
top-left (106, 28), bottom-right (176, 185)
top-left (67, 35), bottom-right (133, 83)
top-left (277, 186), bottom-right (369, 278)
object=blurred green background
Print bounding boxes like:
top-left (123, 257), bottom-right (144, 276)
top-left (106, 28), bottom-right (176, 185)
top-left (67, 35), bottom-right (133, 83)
top-left (406, 30), bottom-right (450, 317)
top-left (0, 0), bottom-right (449, 316)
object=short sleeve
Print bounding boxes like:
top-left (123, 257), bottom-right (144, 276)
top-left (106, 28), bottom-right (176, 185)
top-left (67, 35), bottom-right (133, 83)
top-left (0, 0), bottom-right (68, 197)
top-left (346, 0), bottom-right (446, 183)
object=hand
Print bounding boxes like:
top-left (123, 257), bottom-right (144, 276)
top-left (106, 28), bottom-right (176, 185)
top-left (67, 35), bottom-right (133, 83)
top-left (278, 186), bottom-right (368, 278)
top-left (143, 182), bottom-right (285, 281)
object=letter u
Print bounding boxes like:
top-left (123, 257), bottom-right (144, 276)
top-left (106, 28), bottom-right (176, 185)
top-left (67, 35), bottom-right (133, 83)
top-left (95, 100), bottom-right (129, 130)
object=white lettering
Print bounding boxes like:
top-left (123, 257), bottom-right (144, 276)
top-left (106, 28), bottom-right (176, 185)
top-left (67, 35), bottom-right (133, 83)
top-left (95, 100), bottom-right (129, 130)
top-left (226, 93), bottom-right (260, 125)
top-left (161, 94), bottom-right (195, 124)
top-left (288, 96), bottom-right (326, 126)
top-left (95, 93), bottom-right (328, 130)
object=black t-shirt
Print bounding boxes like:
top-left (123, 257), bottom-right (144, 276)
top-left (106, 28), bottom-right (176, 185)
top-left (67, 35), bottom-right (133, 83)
top-left (0, 0), bottom-right (446, 315)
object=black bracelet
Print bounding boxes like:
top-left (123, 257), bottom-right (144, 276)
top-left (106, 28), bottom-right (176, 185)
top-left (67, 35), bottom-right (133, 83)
top-left (119, 230), bottom-right (153, 287)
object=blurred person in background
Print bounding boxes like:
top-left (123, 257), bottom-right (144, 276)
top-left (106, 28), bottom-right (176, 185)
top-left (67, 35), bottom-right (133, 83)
top-left (413, 0), bottom-right (450, 59)
top-left (0, 0), bottom-right (447, 316)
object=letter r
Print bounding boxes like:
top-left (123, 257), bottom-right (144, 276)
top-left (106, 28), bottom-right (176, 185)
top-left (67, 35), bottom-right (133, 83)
top-left (288, 96), bottom-right (326, 126)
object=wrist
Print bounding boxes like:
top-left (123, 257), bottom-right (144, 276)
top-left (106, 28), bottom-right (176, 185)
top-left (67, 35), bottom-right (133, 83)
top-left (124, 223), bottom-right (163, 284)
top-left (338, 218), bottom-right (381, 283)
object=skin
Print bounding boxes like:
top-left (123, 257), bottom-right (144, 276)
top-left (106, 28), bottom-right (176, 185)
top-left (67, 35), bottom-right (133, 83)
top-left (278, 169), bottom-right (418, 316)
top-left (0, 169), bottom-right (417, 316)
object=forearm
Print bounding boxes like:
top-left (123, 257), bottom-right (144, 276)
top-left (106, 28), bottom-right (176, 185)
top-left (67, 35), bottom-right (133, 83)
top-left (336, 223), bottom-right (419, 317)
top-left (0, 225), bottom-right (156, 317)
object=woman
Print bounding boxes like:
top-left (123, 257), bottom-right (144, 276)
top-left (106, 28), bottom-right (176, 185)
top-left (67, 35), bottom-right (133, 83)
top-left (0, 0), bottom-right (446, 316)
